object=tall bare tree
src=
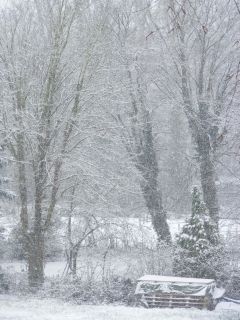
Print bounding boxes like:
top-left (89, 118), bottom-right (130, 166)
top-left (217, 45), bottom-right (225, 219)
top-left (0, 0), bottom-right (107, 287)
top-left (147, 0), bottom-right (239, 224)
top-left (108, 2), bottom-right (171, 242)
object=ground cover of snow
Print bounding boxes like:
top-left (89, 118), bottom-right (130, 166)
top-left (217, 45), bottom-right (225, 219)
top-left (1, 214), bottom-right (239, 243)
top-left (1, 261), bottom-right (65, 277)
top-left (1, 248), bottom-right (148, 278)
top-left (1, 258), bottom-right (126, 278)
top-left (0, 295), bottom-right (239, 320)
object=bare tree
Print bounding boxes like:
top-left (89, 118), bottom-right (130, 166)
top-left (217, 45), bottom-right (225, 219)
top-left (147, 0), bottom-right (239, 224)
top-left (0, 0), bottom-right (107, 287)
top-left (108, 2), bottom-right (171, 243)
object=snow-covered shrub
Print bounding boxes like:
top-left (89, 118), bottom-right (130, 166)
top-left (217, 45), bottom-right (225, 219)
top-left (173, 187), bottom-right (226, 279)
top-left (0, 267), bottom-right (9, 293)
top-left (226, 269), bottom-right (240, 300)
top-left (0, 147), bottom-right (15, 201)
top-left (0, 226), bottom-right (9, 259)
top-left (131, 243), bottom-right (173, 278)
top-left (42, 274), bottom-right (135, 306)
top-left (0, 266), bottom-right (29, 295)
top-left (7, 222), bottom-right (63, 261)
top-left (99, 275), bottom-right (135, 305)
top-left (27, 249), bottom-right (137, 305)
top-left (7, 226), bottom-right (26, 260)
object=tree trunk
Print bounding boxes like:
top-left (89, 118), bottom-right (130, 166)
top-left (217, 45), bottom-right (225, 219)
top-left (180, 31), bottom-right (219, 223)
top-left (72, 250), bottom-right (77, 276)
top-left (28, 232), bottom-right (44, 288)
top-left (67, 247), bottom-right (77, 276)
top-left (197, 132), bottom-right (219, 223)
top-left (141, 181), bottom-right (171, 243)
top-left (139, 116), bottom-right (171, 243)
top-left (122, 66), bottom-right (171, 243)
top-left (27, 162), bottom-right (46, 288)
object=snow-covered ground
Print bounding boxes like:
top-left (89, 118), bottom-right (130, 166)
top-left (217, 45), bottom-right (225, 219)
top-left (0, 295), bottom-right (239, 320)
top-left (1, 256), bottom-right (132, 278)
top-left (1, 261), bottom-right (65, 277)
top-left (1, 214), bottom-right (240, 243)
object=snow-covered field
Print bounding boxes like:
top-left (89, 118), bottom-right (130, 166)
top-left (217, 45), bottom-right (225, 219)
top-left (1, 214), bottom-right (240, 244)
top-left (0, 256), bottom-right (132, 278)
top-left (1, 261), bottom-right (65, 277)
top-left (0, 295), bottom-right (239, 320)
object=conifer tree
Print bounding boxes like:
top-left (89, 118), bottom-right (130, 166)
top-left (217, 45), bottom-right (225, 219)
top-left (173, 187), bottom-right (225, 279)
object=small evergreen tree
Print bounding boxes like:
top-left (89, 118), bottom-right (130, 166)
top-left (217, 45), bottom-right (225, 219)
top-left (173, 187), bottom-right (225, 279)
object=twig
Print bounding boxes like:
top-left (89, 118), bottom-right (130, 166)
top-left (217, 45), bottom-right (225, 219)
top-left (234, 0), bottom-right (240, 14)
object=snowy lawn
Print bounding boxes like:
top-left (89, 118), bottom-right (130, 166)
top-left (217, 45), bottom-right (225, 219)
top-left (0, 295), bottom-right (240, 320)
top-left (1, 261), bottom-right (65, 277)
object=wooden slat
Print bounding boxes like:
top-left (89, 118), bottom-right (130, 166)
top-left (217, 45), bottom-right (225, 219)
top-left (154, 294), bottom-right (204, 298)
top-left (142, 293), bottom-right (207, 309)
top-left (144, 296), bottom-right (204, 301)
top-left (144, 300), bottom-right (203, 304)
top-left (147, 303), bottom-right (205, 308)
